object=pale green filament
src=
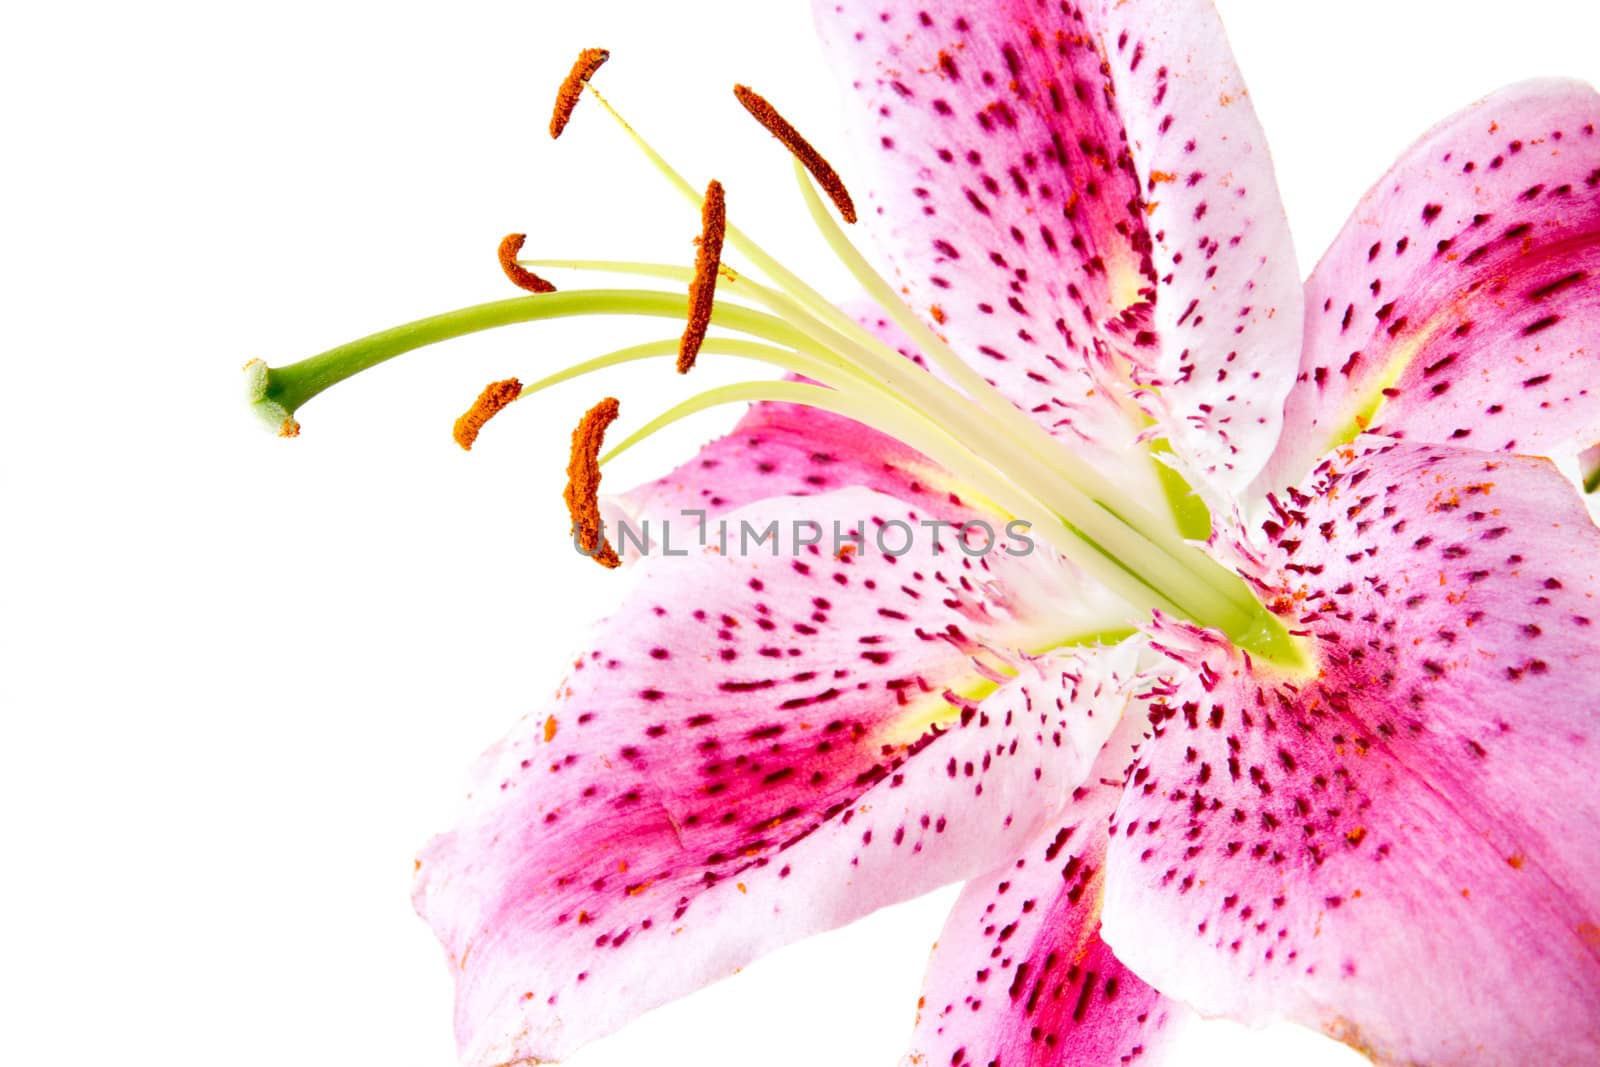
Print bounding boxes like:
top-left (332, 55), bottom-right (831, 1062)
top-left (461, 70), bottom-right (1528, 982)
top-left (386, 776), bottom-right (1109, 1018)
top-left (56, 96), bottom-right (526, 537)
top-left (518, 337), bottom-right (853, 399)
top-left (519, 257), bottom-right (946, 404)
top-left (789, 160), bottom-right (1260, 620)
top-left (515, 258), bottom-right (1264, 640)
top-left (505, 257), bottom-right (1258, 637)
top-left (1150, 439), bottom-right (1214, 541)
top-left (584, 86), bottom-right (866, 337)
top-left (599, 378), bottom-right (1191, 622)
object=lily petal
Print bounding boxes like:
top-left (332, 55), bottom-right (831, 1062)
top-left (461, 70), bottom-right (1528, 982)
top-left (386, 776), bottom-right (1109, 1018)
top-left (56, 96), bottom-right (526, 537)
top-left (605, 398), bottom-right (974, 559)
top-left (1103, 440), bottom-right (1600, 1065)
top-left (416, 488), bottom-right (1131, 1065)
top-left (1268, 80), bottom-right (1600, 492)
top-left (906, 711), bottom-right (1191, 1067)
top-left (813, 0), bottom-right (1301, 499)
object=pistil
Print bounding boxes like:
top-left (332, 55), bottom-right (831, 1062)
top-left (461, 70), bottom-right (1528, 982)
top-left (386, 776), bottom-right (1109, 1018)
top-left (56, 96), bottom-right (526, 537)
top-left (243, 51), bottom-right (1303, 669)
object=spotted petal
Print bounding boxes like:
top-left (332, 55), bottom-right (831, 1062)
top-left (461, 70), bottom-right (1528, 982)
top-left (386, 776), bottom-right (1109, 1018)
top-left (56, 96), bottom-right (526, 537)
top-left (1103, 440), bottom-right (1600, 1065)
top-left (906, 714), bottom-right (1190, 1067)
top-left (1267, 80), bottom-right (1600, 492)
top-left (416, 487), bottom-right (1132, 1065)
top-left (814, 0), bottom-right (1301, 500)
top-left (605, 399), bottom-right (975, 559)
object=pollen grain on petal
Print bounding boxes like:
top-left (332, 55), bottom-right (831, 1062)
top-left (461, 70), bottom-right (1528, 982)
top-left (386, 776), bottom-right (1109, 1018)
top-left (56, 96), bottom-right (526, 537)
top-left (453, 377), bottom-right (524, 450)
top-left (564, 397), bottom-right (622, 569)
top-left (732, 84), bottom-right (856, 223)
top-left (550, 47), bottom-right (610, 139)
top-left (678, 179), bottom-right (726, 374)
top-left (497, 233), bottom-right (557, 294)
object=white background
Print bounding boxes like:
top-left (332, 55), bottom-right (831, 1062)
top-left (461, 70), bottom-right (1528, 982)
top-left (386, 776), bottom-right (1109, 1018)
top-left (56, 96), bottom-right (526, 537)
top-left (4, 2), bottom-right (1595, 1064)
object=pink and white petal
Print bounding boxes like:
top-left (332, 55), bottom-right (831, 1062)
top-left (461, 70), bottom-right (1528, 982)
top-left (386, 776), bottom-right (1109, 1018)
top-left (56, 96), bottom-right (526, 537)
top-left (604, 399), bottom-right (977, 559)
top-left (812, 0), bottom-right (1140, 443)
top-left (813, 0), bottom-right (1300, 499)
top-left (416, 488), bottom-right (1136, 1066)
top-left (1104, 440), bottom-right (1600, 1066)
top-left (1268, 80), bottom-right (1600, 492)
top-left (1097, 0), bottom-right (1302, 501)
top-left (907, 714), bottom-right (1191, 1067)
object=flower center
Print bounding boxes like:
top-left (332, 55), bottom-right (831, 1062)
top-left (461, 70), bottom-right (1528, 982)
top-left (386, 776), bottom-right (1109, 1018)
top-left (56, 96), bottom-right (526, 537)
top-left (243, 49), bottom-right (1302, 667)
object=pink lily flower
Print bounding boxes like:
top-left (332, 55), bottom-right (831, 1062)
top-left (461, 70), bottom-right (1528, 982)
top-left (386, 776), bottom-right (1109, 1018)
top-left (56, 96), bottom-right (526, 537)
top-left (247, 1), bottom-right (1600, 1064)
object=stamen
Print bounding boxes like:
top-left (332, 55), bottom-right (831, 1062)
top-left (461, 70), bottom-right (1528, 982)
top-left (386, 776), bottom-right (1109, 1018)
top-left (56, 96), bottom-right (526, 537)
top-left (564, 397), bottom-right (622, 569)
top-left (452, 377), bottom-right (523, 450)
top-left (732, 84), bottom-right (856, 223)
top-left (679, 180), bottom-right (726, 373)
top-left (498, 234), bottom-right (557, 294)
top-left (550, 47), bottom-right (610, 139)
top-left (250, 81), bottom-right (1299, 663)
